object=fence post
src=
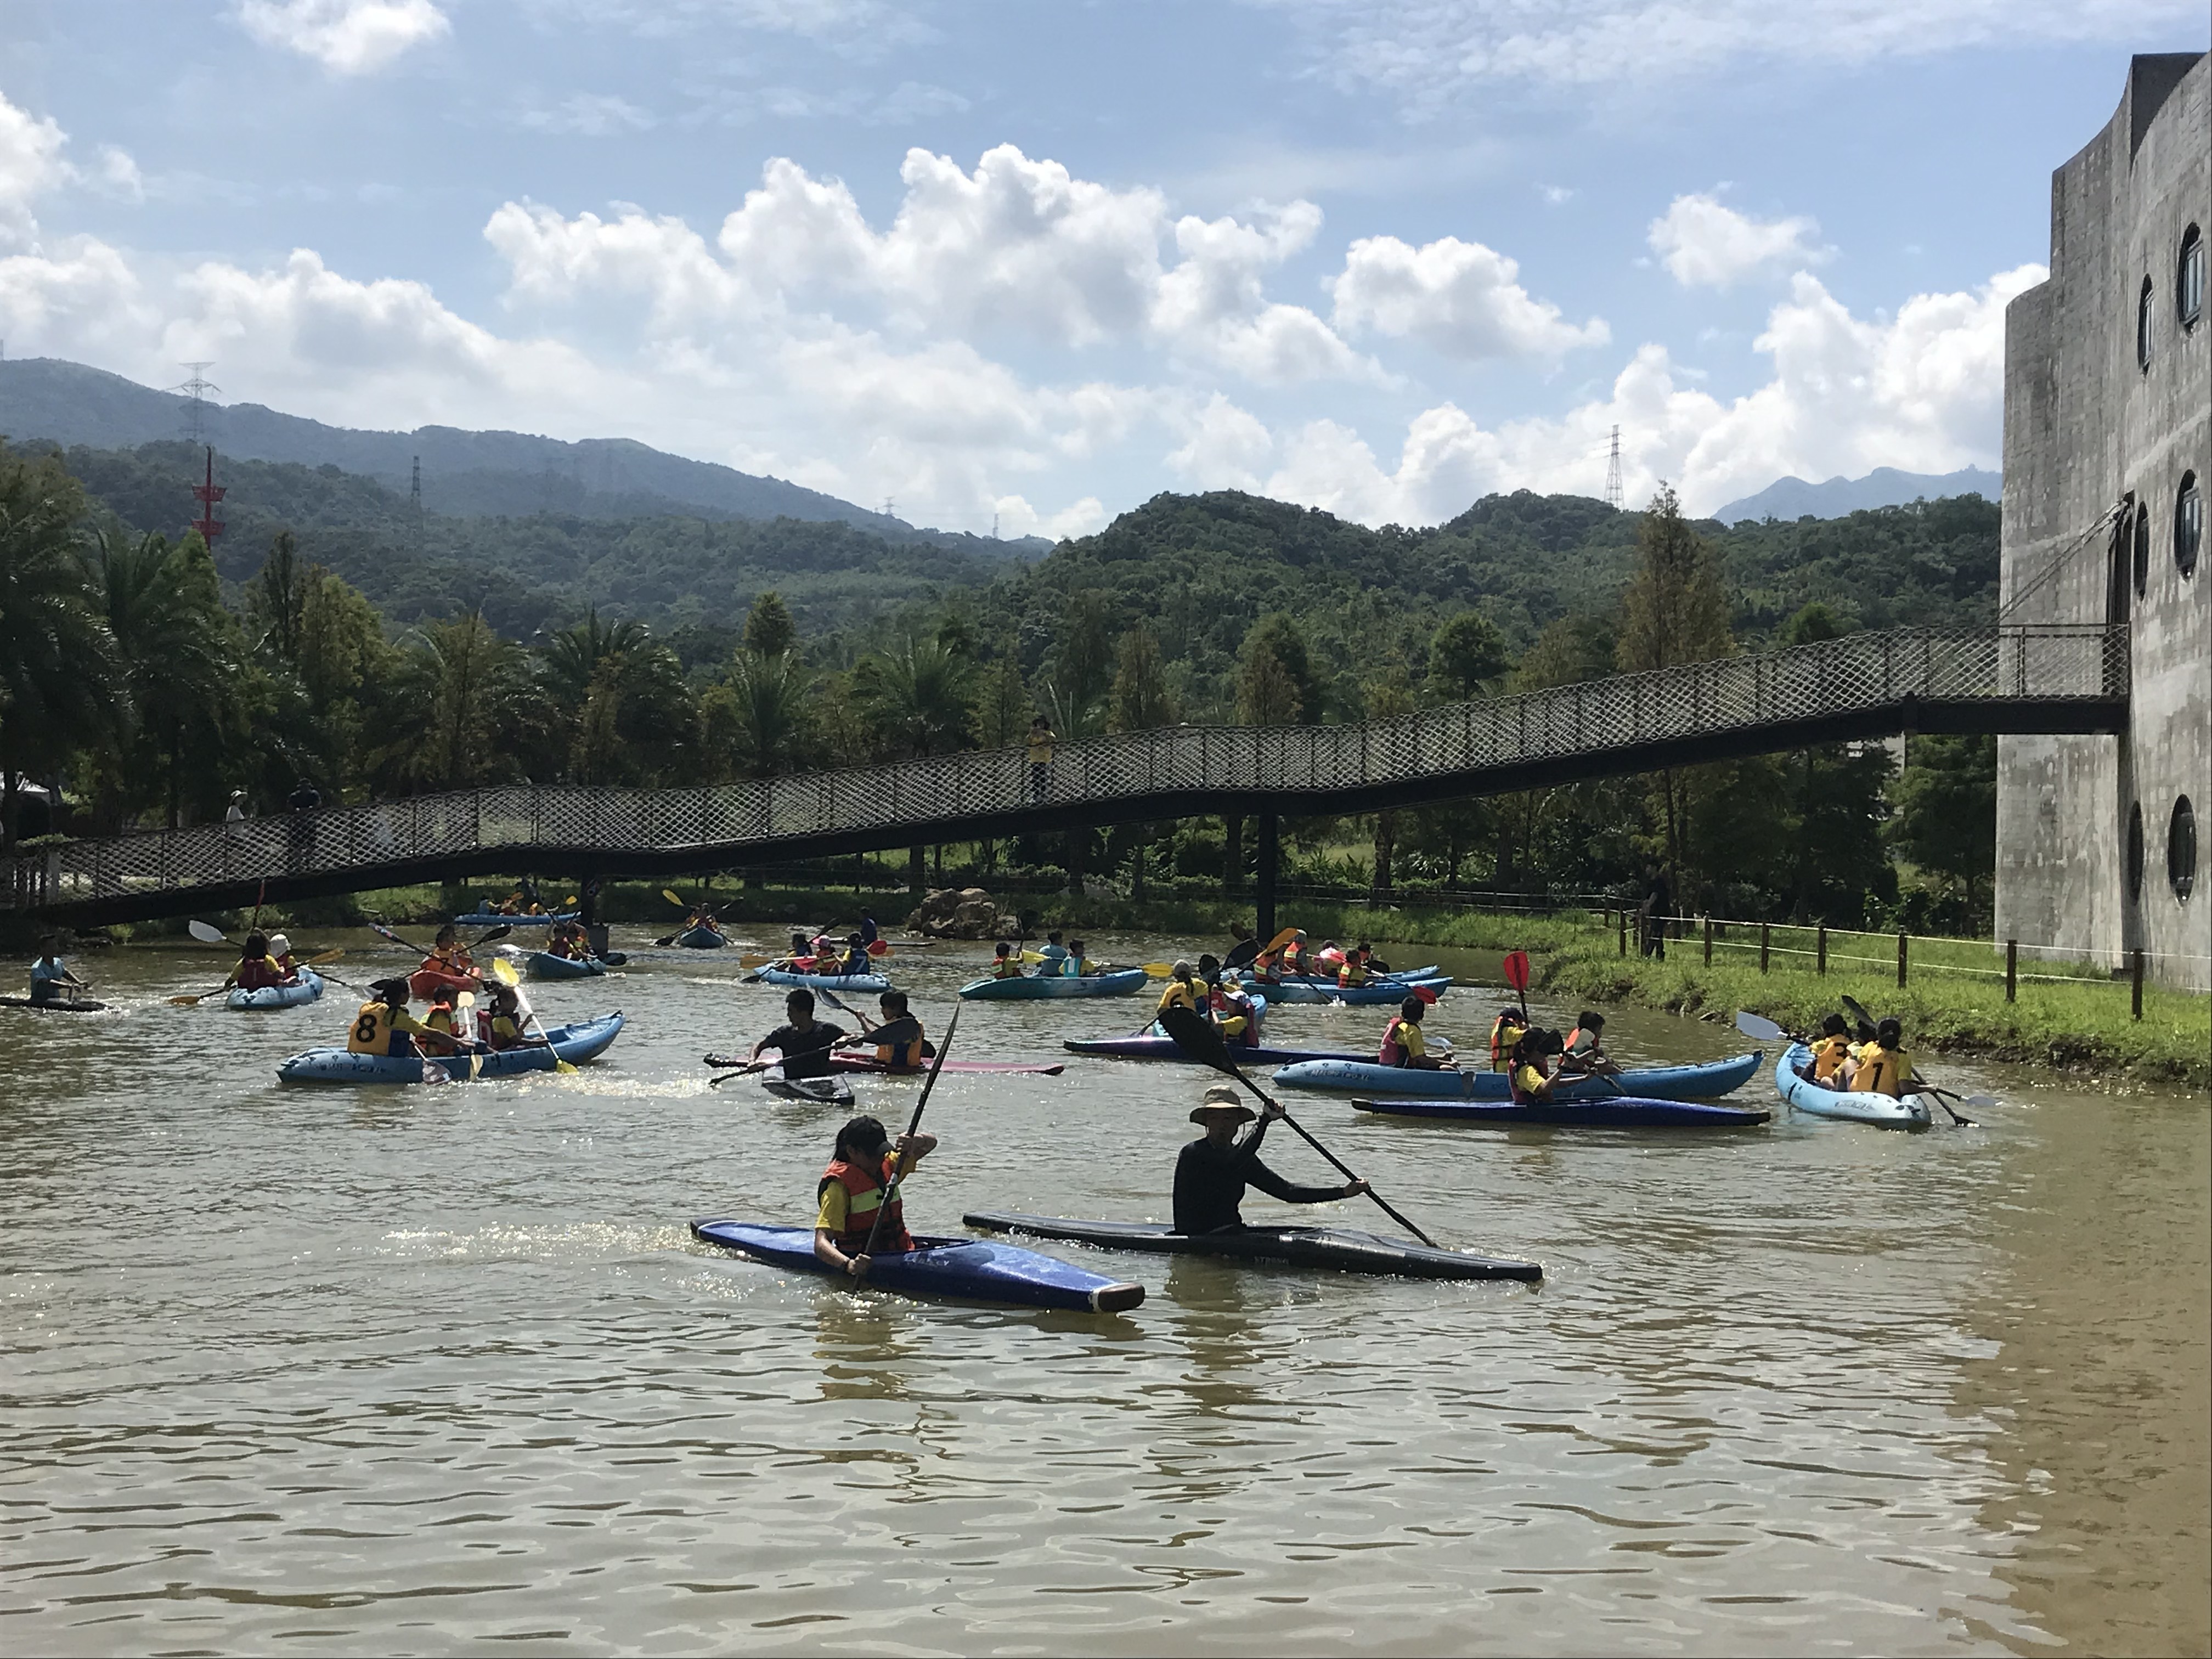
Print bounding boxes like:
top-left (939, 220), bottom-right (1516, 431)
top-left (1617, 910), bottom-right (1628, 957)
top-left (1759, 922), bottom-right (1770, 974)
top-left (2132, 949), bottom-right (2145, 1020)
top-left (1897, 929), bottom-right (1909, 988)
top-left (1702, 916), bottom-right (1712, 966)
top-left (1816, 925), bottom-right (1828, 976)
top-left (2005, 939), bottom-right (2017, 1003)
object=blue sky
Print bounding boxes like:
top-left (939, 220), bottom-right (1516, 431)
top-left (1, 1), bottom-right (2202, 533)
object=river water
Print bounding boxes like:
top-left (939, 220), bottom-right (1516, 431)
top-left (1, 929), bottom-right (2205, 1656)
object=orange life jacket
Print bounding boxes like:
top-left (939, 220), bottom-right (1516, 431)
top-left (819, 1155), bottom-right (913, 1254)
top-left (236, 954), bottom-right (284, 990)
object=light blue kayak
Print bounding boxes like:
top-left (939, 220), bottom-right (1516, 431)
top-left (276, 1012), bottom-right (624, 1085)
top-left (959, 968), bottom-right (1151, 1000)
top-left (756, 967), bottom-right (892, 994)
top-left (454, 912), bottom-right (578, 927)
top-left (691, 1221), bottom-right (1146, 1312)
top-left (226, 968), bottom-right (325, 1011)
top-left (1272, 1049), bottom-right (1766, 1101)
top-left (1774, 1045), bottom-right (1933, 1129)
top-left (677, 925), bottom-right (729, 949)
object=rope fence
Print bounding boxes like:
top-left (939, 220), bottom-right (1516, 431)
top-left (1601, 907), bottom-right (2208, 1019)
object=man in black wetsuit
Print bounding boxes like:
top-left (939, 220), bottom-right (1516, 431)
top-left (749, 989), bottom-right (850, 1079)
top-left (1171, 1085), bottom-right (1367, 1234)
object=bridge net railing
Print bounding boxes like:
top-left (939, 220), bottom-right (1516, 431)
top-left (4, 624), bottom-right (2124, 911)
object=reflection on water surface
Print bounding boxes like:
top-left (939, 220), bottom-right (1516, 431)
top-left (0, 931), bottom-right (2203, 1655)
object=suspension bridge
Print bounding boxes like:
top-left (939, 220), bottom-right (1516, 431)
top-left (5, 623), bottom-right (2128, 936)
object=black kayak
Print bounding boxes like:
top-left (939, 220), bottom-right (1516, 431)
top-left (0, 994), bottom-right (105, 1012)
top-left (963, 1210), bottom-right (1542, 1282)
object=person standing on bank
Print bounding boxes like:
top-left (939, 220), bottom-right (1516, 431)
top-left (1026, 714), bottom-right (1056, 803)
top-left (1172, 1086), bottom-right (1368, 1234)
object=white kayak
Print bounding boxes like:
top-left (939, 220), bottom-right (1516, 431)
top-left (1773, 1046), bottom-right (1932, 1130)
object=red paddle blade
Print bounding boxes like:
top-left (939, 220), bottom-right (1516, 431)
top-left (1502, 950), bottom-right (1531, 993)
top-left (1414, 985), bottom-right (1439, 1005)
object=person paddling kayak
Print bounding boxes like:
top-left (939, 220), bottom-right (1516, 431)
top-left (751, 988), bottom-right (851, 1080)
top-left (1172, 1085), bottom-right (1368, 1235)
top-left (1155, 960), bottom-right (1206, 1019)
top-left (1379, 994), bottom-right (1444, 1069)
top-left (347, 977), bottom-right (464, 1059)
top-left (815, 1114), bottom-right (936, 1279)
top-left (28, 938), bottom-right (87, 1006)
top-left (225, 931), bottom-right (288, 994)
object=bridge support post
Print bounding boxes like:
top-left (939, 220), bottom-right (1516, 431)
top-left (1256, 811), bottom-right (1279, 941)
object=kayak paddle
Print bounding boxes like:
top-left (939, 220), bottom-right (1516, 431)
top-left (1157, 1006), bottom-right (1438, 1249)
top-left (1502, 949), bottom-right (1531, 1025)
top-left (856, 1005), bottom-right (962, 1271)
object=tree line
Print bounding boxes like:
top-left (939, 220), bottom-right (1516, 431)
top-left (0, 441), bottom-right (1997, 929)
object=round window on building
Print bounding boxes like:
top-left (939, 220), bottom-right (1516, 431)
top-left (2128, 802), bottom-right (2146, 901)
top-left (2134, 501), bottom-right (2151, 595)
top-left (2138, 276), bottom-right (2155, 368)
top-left (2177, 472), bottom-right (2202, 579)
top-left (2171, 796), bottom-right (2198, 903)
top-left (2181, 225), bottom-right (2205, 330)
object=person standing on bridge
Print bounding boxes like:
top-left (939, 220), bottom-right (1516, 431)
top-left (1026, 714), bottom-right (1056, 803)
top-left (286, 777), bottom-right (321, 874)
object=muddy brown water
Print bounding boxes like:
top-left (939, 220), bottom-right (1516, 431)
top-left (1, 930), bottom-right (2204, 1655)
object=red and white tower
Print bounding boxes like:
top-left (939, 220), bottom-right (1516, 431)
top-left (190, 445), bottom-right (226, 544)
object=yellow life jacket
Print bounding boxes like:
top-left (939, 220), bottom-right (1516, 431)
top-left (1854, 1045), bottom-right (1912, 1098)
top-left (1810, 1035), bottom-right (1853, 1082)
top-left (1157, 979), bottom-right (1205, 1017)
top-left (990, 957), bottom-right (1022, 978)
top-left (1488, 1012), bottom-right (1526, 1069)
top-left (348, 1001), bottom-right (416, 1056)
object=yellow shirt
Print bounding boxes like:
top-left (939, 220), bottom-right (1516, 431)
top-left (1026, 733), bottom-right (1055, 763)
top-left (1157, 979), bottom-right (1204, 1016)
top-left (1810, 1036), bottom-right (1853, 1081)
top-left (1512, 1062), bottom-right (1551, 1099)
top-left (1853, 1045), bottom-right (1913, 1097)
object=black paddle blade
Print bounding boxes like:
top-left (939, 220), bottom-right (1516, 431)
top-left (1157, 1005), bottom-right (1227, 1066)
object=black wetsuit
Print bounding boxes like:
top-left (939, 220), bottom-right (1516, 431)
top-left (758, 1020), bottom-right (845, 1079)
top-left (1171, 1120), bottom-right (1342, 1234)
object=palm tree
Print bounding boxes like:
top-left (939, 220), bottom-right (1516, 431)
top-left (96, 528), bottom-right (246, 828)
top-left (855, 631), bottom-right (977, 890)
top-left (0, 448), bottom-right (121, 848)
top-left (370, 612), bottom-right (530, 794)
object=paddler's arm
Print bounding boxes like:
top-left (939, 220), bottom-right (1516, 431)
top-left (812, 1184), bottom-right (870, 1277)
top-left (890, 1131), bottom-right (936, 1177)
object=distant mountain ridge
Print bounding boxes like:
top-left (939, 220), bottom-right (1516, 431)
top-left (1714, 466), bottom-right (2001, 524)
top-left (0, 356), bottom-right (1047, 556)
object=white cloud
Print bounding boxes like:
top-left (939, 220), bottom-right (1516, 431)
top-left (1330, 233), bottom-right (1608, 360)
top-left (995, 493), bottom-right (1108, 541)
top-left (1649, 193), bottom-right (1827, 287)
top-left (1261, 0), bottom-right (2202, 98)
top-left (0, 97), bottom-right (70, 241)
top-left (236, 0), bottom-right (452, 75)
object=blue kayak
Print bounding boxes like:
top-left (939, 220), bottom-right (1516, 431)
top-left (676, 925), bottom-right (729, 949)
top-left (454, 912), bottom-right (578, 927)
top-left (526, 951), bottom-right (606, 980)
top-left (755, 967), bottom-right (892, 993)
top-left (276, 1012), bottom-right (624, 1084)
top-left (1273, 1049), bottom-right (1765, 1101)
top-left (690, 1221), bottom-right (1147, 1312)
top-left (1774, 1045), bottom-right (1934, 1128)
top-left (226, 967), bottom-right (325, 1011)
top-left (960, 968), bottom-right (1151, 1000)
top-left (1256, 975), bottom-right (1452, 1006)
top-left (1353, 1096), bottom-right (1771, 1128)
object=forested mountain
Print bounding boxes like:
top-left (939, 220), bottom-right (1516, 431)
top-left (1714, 466), bottom-right (2001, 523)
top-left (0, 356), bottom-right (1048, 555)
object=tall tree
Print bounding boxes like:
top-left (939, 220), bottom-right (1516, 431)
top-left (710, 646), bottom-right (814, 779)
top-left (742, 590), bottom-right (797, 659)
top-left (1889, 734), bottom-right (1997, 921)
top-left (1427, 610), bottom-right (1510, 701)
top-left (1044, 588), bottom-right (1115, 730)
top-left (0, 445), bottom-right (120, 847)
top-left (1617, 485), bottom-right (1733, 895)
top-left (1239, 612), bottom-right (1323, 724)
top-left (1108, 623), bottom-right (1176, 732)
top-left (374, 612), bottom-right (531, 794)
top-left (249, 530), bottom-right (309, 668)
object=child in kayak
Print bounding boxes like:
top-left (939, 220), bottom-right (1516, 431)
top-left (225, 932), bottom-right (287, 994)
top-left (814, 1114), bottom-right (935, 1279)
top-left (1506, 1029), bottom-right (1565, 1103)
top-left (1807, 1013), bottom-right (1854, 1086)
top-left (1172, 1086), bottom-right (1367, 1234)
top-left (347, 977), bottom-right (462, 1059)
top-left (1210, 975), bottom-right (1261, 1047)
top-left (483, 982), bottom-right (549, 1050)
top-left (1560, 1011), bottom-right (1622, 1079)
top-left (1379, 995), bottom-right (1444, 1069)
top-left (1156, 961), bottom-right (1206, 1019)
top-left (988, 941), bottom-right (1024, 979)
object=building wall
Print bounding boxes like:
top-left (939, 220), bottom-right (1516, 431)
top-left (1996, 52), bottom-right (2211, 991)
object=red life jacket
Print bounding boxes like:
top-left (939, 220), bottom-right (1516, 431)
top-left (236, 954), bottom-right (284, 990)
top-left (819, 1155), bottom-right (913, 1254)
top-left (1379, 1015), bottom-right (1417, 1066)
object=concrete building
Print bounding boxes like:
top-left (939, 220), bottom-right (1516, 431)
top-left (1997, 51), bottom-right (2211, 991)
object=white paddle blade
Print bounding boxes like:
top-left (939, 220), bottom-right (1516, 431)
top-left (1735, 1010), bottom-right (1786, 1041)
top-left (188, 919), bottom-right (227, 944)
